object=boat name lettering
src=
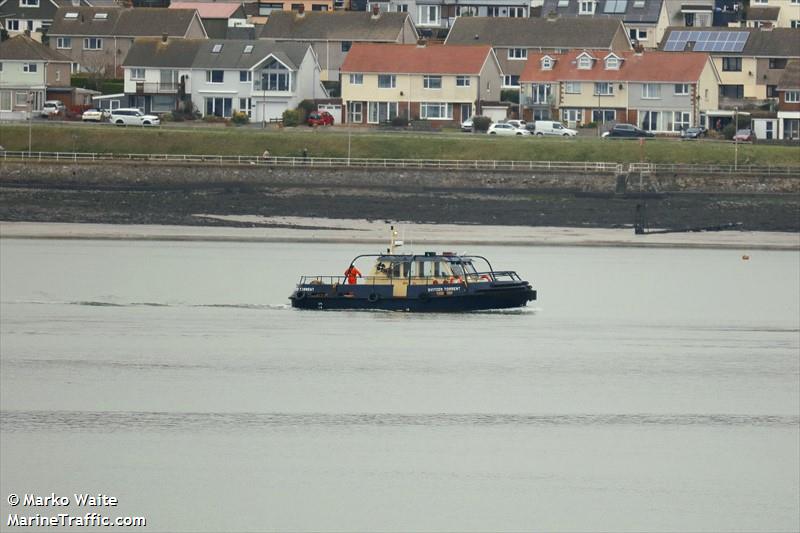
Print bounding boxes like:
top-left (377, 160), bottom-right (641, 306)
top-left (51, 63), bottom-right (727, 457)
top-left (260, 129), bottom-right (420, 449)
top-left (427, 287), bottom-right (461, 293)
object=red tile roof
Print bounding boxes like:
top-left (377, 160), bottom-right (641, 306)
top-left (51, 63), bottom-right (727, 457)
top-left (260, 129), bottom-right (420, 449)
top-left (520, 50), bottom-right (711, 83)
top-left (341, 43), bottom-right (494, 75)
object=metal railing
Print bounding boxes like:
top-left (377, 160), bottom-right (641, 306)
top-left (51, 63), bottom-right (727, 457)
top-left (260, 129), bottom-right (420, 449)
top-left (1, 150), bottom-right (797, 176)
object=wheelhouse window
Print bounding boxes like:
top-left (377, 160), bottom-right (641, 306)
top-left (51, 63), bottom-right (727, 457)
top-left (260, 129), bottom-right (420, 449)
top-left (256, 59), bottom-right (291, 91)
top-left (423, 75), bottom-right (441, 89)
top-left (377, 74), bottom-right (396, 88)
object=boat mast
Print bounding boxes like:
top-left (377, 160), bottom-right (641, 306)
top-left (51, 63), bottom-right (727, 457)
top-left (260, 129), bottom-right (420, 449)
top-left (388, 225), bottom-right (404, 254)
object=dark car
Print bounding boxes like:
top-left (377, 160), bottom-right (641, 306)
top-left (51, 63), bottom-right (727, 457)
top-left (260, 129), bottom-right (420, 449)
top-left (681, 126), bottom-right (707, 139)
top-left (307, 111), bottom-right (334, 127)
top-left (602, 123), bottom-right (655, 138)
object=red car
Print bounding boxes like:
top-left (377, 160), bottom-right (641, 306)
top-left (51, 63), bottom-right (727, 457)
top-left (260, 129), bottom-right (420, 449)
top-left (307, 111), bottom-right (334, 126)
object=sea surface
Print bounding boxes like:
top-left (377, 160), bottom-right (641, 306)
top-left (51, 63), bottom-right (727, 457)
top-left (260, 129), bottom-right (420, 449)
top-left (1, 237), bottom-right (798, 532)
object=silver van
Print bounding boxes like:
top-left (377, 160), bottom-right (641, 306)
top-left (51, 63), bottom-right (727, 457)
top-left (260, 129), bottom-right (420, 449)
top-left (533, 120), bottom-right (577, 137)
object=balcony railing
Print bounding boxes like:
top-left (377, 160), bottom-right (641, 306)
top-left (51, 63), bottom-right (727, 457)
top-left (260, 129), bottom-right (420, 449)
top-left (252, 81), bottom-right (290, 92)
top-left (134, 82), bottom-right (182, 94)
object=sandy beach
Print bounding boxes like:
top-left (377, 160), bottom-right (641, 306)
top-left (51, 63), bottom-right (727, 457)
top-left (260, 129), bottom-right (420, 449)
top-left (2, 217), bottom-right (798, 250)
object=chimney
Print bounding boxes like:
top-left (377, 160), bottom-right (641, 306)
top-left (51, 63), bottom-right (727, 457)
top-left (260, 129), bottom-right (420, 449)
top-left (162, 32), bottom-right (168, 42)
top-left (371, 4), bottom-right (380, 18)
top-left (634, 42), bottom-right (644, 54)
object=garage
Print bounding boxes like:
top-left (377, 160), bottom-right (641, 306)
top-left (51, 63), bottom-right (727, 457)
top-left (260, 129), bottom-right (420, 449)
top-left (258, 100), bottom-right (288, 122)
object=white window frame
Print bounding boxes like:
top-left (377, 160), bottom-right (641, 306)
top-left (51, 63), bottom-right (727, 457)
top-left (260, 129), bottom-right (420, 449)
top-left (564, 81), bottom-right (581, 94)
top-left (594, 82), bottom-right (613, 96)
top-left (579, 0), bottom-right (594, 14)
top-left (238, 97), bottom-right (252, 117)
top-left (16, 91), bottom-right (28, 106)
top-left (502, 75), bottom-right (520, 88)
top-left (674, 83), bottom-right (690, 95)
top-left (578, 56), bottom-right (593, 69)
top-left (672, 111), bottom-right (690, 131)
top-left (541, 57), bottom-right (554, 70)
top-left (786, 91), bottom-right (800, 103)
top-left (0, 90), bottom-right (11, 112)
top-left (605, 57), bottom-right (620, 70)
top-left (6, 19), bottom-right (20, 31)
top-left (752, 0), bottom-right (767, 4)
top-left (417, 4), bottom-right (440, 26)
top-left (508, 6), bottom-right (525, 16)
top-left (239, 70), bottom-right (252, 82)
top-left (642, 83), bottom-right (661, 99)
top-left (377, 74), bottom-right (396, 89)
top-left (83, 37), bottom-right (103, 50)
top-left (562, 108), bottom-right (582, 123)
top-left (19, 0), bottom-right (39, 7)
top-left (456, 75), bottom-right (470, 87)
top-left (206, 70), bottom-right (224, 84)
top-left (592, 109), bottom-right (616, 123)
top-left (367, 101), bottom-right (398, 124)
top-left (792, 20), bottom-right (800, 28)
top-left (56, 37), bottom-right (72, 49)
top-left (420, 101), bottom-right (453, 120)
top-left (130, 68), bottom-right (145, 80)
top-left (508, 48), bottom-right (527, 60)
top-left (348, 101), bottom-right (363, 123)
top-left (349, 73), bottom-right (363, 85)
top-left (23, 63), bottom-right (38, 73)
top-left (423, 75), bottom-right (442, 89)
top-left (637, 29), bottom-right (648, 40)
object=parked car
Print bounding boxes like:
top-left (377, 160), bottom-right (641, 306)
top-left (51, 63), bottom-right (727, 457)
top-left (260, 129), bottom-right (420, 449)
top-left (732, 128), bottom-right (754, 142)
top-left (307, 111), bottom-right (334, 127)
top-left (503, 119), bottom-right (527, 129)
top-left (81, 108), bottom-right (109, 122)
top-left (487, 123), bottom-right (530, 136)
top-left (533, 120), bottom-right (577, 137)
top-left (460, 116), bottom-right (475, 132)
top-left (40, 100), bottom-right (65, 117)
top-left (602, 123), bottom-right (655, 138)
top-left (109, 108), bottom-right (160, 126)
top-left (680, 126), bottom-right (707, 139)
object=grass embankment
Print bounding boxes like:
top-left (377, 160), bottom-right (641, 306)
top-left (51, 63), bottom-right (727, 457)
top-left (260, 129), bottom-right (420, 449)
top-left (1, 123), bottom-right (799, 166)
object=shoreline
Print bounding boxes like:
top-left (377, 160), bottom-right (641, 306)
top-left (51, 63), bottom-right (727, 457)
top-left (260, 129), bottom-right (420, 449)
top-left (2, 218), bottom-right (798, 250)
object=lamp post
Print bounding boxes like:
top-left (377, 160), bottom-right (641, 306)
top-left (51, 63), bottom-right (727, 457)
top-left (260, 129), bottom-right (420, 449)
top-left (734, 106), bottom-right (739, 171)
top-left (27, 91), bottom-right (34, 156)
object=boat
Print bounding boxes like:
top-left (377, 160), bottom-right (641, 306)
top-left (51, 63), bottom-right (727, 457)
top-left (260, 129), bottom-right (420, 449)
top-left (289, 227), bottom-right (536, 312)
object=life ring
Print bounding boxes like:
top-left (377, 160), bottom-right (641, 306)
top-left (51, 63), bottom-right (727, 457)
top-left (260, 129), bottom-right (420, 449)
top-left (368, 293), bottom-right (380, 303)
top-left (479, 275), bottom-right (491, 281)
top-left (295, 291), bottom-right (307, 301)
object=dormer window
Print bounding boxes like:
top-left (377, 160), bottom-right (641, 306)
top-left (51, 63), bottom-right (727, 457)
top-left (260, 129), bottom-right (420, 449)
top-left (557, 0), bottom-right (569, 6)
top-left (579, 0), bottom-right (594, 14)
top-left (243, 45), bottom-right (253, 54)
top-left (604, 54), bottom-right (621, 69)
top-left (577, 55), bottom-right (593, 69)
top-left (211, 43), bottom-right (223, 53)
top-left (541, 56), bottom-right (555, 70)
top-left (93, 13), bottom-right (108, 20)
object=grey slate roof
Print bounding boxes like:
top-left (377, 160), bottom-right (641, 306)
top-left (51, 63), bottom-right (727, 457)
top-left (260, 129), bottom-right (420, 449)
top-left (540, 0), bottom-right (663, 23)
top-left (48, 6), bottom-right (201, 37)
top-left (444, 16), bottom-right (624, 48)
top-left (777, 59), bottom-right (799, 91)
top-left (259, 11), bottom-right (411, 41)
top-left (0, 34), bottom-right (72, 61)
top-left (659, 27), bottom-right (800, 57)
top-left (122, 38), bottom-right (310, 70)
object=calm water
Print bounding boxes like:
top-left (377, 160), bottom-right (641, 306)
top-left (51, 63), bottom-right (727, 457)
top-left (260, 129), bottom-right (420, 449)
top-left (1, 238), bottom-right (798, 532)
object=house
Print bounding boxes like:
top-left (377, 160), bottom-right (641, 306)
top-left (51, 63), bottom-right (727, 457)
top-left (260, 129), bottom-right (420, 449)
top-left (0, 34), bottom-right (71, 118)
top-left (122, 38), bottom-right (327, 121)
top-left (365, 0), bottom-right (533, 33)
top-left (663, 0), bottom-right (716, 30)
top-left (0, 0), bottom-right (91, 42)
top-left (538, 0), bottom-right (673, 49)
top-left (444, 17), bottom-right (631, 89)
top-left (46, 7), bottom-right (208, 78)
top-left (259, 8), bottom-right (418, 81)
top-left (253, 0), bottom-right (336, 17)
top-left (659, 27), bottom-right (800, 127)
top-left (340, 42), bottom-right (501, 125)
top-left (776, 59), bottom-right (799, 139)
top-left (745, 0), bottom-right (800, 29)
top-left (169, 2), bottom-right (250, 39)
top-left (519, 49), bottom-right (720, 132)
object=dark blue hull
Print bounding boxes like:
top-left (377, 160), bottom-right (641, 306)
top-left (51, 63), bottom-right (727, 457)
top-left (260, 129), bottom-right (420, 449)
top-left (290, 283), bottom-right (536, 312)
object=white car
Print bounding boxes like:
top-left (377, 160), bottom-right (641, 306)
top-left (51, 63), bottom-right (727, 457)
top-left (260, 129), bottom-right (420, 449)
top-left (40, 100), bottom-right (66, 117)
top-left (487, 123), bottom-right (530, 136)
top-left (109, 108), bottom-right (160, 126)
top-left (81, 108), bottom-right (109, 122)
top-left (503, 119), bottom-right (527, 129)
top-left (461, 117), bottom-right (474, 131)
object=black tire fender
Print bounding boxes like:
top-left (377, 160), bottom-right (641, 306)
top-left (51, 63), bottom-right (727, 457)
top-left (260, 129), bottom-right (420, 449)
top-left (368, 293), bottom-right (380, 303)
top-left (294, 291), bottom-right (307, 301)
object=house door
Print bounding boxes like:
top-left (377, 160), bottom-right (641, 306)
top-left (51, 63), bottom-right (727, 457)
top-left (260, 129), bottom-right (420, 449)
top-left (765, 121), bottom-right (774, 139)
top-left (460, 103), bottom-right (472, 121)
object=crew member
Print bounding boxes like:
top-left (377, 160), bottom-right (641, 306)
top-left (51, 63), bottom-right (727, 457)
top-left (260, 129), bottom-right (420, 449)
top-left (344, 264), bottom-right (362, 284)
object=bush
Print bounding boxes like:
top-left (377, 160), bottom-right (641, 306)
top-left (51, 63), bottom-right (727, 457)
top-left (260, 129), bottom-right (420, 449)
top-left (282, 108), bottom-right (301, 127)
top-left (722, 123), bottom-right (736, 140)
top-left (297, 100), bottom-right (316, 121)
top-left (472, 116), bottom-right (492, 132)
top-left (231, 111), bottom-right (250, 126)
top-left (390, 114), bottom-right (408, 127)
